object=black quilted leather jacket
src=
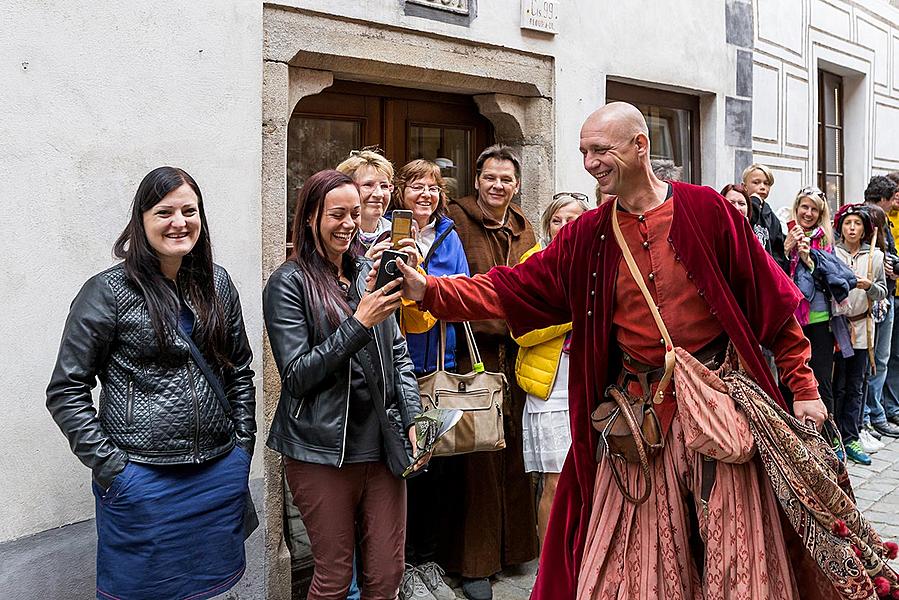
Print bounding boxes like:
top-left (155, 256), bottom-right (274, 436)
top-left (47, 263), bottom-right (256, 490)
top-left (263, 257), bottom-right (421, 466)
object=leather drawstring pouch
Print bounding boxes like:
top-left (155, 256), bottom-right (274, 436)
top-left (592, 199), bottom-right (754, 505)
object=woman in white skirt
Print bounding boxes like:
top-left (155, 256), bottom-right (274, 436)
top-left (513, 192), bottom-right (590, 546)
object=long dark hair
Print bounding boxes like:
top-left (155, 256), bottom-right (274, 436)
top-left (290, 170), bottom-right (358, 328)
top-left (113, 166), bottom-right (229, 366)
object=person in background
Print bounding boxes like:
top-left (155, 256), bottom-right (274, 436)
top-left (513, 191), bottom-right (589, 548)
top-left (862, 175), bottom-right (899, 441)
top-left (46, 166), bottom-right (257, 600)
top-left (832, 204), bottom-right (887, 465)
top-left (882, 171), bottom-right (899, 434)
top-left (743, 163), bottom-right (788, 269)
top-left (782, 187), bottom-right (842, 428)
top-left (719, 183), bottom-right (752, 220)
top-left (336, 148), bottom-right (394, 254)
top-left (264, 169), bottom-right (424, 600)
top-left (388, 159), bottom-right (468, 600)
top-left (650, 158), bottom-right (683, 182)
top-left (438, 144), bottom-right (539, 600)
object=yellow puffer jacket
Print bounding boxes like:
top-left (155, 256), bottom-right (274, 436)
top-left (513, 244), bottom-right (573, 399)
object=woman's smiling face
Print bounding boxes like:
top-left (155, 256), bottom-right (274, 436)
top-left (315, 183), bottom-right (360, 263)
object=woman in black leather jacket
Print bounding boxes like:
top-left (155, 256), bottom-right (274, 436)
top-left (46, 166), bottom-right (256, 600)
top-left (264, 169), bottom-right (424, 600)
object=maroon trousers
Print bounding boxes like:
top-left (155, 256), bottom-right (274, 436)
top-left (284, 459), bottom-right (406, 600)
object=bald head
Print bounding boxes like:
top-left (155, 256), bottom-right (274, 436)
top-left (580, 102), bottom-right (659, 198)
top-left (581, 102), bottom-right (649, 141)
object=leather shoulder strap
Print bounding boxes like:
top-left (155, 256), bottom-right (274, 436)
top-left (611, 199), bottom-right (675, 403)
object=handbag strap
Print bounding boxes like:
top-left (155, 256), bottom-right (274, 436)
top-left (611, 199), bottom-right (675, 404)
top-left (436, 320), bottom-right (484, 373)
top-left (176, 323), bottom-right (231, 415)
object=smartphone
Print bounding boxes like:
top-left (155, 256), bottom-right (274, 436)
top-left (390, 210), bottom-right (413, 248)
top-left (374, 249), bottom-right (408, 290)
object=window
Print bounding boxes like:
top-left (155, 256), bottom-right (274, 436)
top-left (606, 81), bottom-right (701, 183)
top-left (817, 70), bottom-right (844, 211)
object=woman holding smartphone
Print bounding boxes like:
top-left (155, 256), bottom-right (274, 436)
top-left (47, 166), bottom-right (256, 600)
top-left (386, 159), bottom-right (469, 600)
top-left (264, 169), bottom-right (424, 600)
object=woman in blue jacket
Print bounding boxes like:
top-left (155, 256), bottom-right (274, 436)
top-left (385, 159), bottom-right (468, 600)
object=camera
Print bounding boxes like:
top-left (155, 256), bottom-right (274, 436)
top-left (374, 249), bottom-right (408, 290)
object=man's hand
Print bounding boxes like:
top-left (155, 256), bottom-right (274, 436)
top-left (394, 258), bottom-right (428, 301)
top-left (407, 426), bottom-right (431, 472)
top-left (793, 398), bottom-right (827, 430)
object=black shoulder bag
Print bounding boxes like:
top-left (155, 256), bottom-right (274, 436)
top-left (176, 324), bottom-right (260, 540)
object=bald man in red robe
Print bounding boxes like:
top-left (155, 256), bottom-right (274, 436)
top-left (392, 103), bottom-right (830, 599)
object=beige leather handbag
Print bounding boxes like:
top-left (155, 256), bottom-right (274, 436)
top-left (417, 321), bottom-right (506, 456)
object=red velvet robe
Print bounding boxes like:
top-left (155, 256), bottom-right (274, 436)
top-left (421, 182), bottom-right (809, 599)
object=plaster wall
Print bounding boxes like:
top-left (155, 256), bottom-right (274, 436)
top-left (753, 0), bottom-right (899, 218)
top-left (278, 0), bottom-right (735, 194)
top-left (0, 0), bottom-right (264, 544)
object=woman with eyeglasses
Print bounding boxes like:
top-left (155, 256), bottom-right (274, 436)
top-left (379, 159), bottom-right (469, 600)
top-left (513, 191), bottom-right (590, 548)
top-left (336, 149), bottom-right (395, 254)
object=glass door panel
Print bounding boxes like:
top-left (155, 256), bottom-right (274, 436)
top-left (409, 124), bottom-right (473, 201)
top-left (286, 116), bottom-right (362, 247)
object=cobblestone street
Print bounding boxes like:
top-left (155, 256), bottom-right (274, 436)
top-left (468, 435), bottom-right (899, 600)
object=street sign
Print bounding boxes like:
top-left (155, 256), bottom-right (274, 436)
top-left (521, 0), bottom-right (559, 34)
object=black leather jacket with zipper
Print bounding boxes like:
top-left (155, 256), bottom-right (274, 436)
top-left (263, 257), bottom-right (421, 466)
top-left (46, 262), bottom-right (256, 490)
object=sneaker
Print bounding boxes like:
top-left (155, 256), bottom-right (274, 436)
top-left (416, 563), bottom-right (455, 600)
top-left (874, 420), bottom-right (899, 438)
top-left (461, 577), bottom-right (493, 600)
top-left (845, 440), bottom-right (872, 465)
top-left (859, 430), bottom-right (884, 454)
top-left (401, 565), bottom-right (437, 600)
top-left (865, 423), bottom-right (883, 440)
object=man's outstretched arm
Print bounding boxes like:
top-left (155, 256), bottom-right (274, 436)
top-left (394, 262), bottom-right (506, 322)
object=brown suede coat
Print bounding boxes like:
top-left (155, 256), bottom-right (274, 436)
top-left (436, 195), bottom-right (538, 577)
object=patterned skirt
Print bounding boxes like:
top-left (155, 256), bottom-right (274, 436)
top-left (576, 416), bottom-right (800, 600)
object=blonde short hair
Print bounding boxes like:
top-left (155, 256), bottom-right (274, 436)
top-left (335, 149), bottom-right (394, 181)
top-left (741, 163), bottom-right (775, 187)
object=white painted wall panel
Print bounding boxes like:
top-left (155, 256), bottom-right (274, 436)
top-left (757, 0), bottom-right (804, 55)
top-left (769, 167), bottom-right (806, 219)
top-left (785, 76), bottom-right (810, 147)
top-left (874, 102), bottom-right (899, 162)
top-left (753, 63), bottom-right (781, 142)
top-left (811, 0), bottom-right (853, 40)
top-left (857, 18), bottom-right (890, 86)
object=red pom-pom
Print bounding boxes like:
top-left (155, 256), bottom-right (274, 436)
top-left (852, 544), bottom-right (863, 558)
top-left (874, 576), bottom-right (890, 596)
top-left (832, 519), bottom-right (850, 537)
top-left (885, 541), bottom-right (899, 560)
top-left (890, 589), bottom-right (899, 599)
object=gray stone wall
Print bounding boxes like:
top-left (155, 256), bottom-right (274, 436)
top-left (726, 0), bottom-right (755, 182)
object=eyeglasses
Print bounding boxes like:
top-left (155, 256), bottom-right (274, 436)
top-left (349, 145), bottom-right (386, 157)
top-left (798, 186), bottom-right (826, 201)
top-left (359, 181), bottom-right (393, 193)
top-left (408, 184), bottom-right (442, 195)
top-left (553, 192), bottom-right (589, 202)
